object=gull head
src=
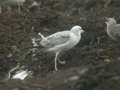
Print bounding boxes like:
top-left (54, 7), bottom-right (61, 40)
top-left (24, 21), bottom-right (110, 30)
top-left (105, 17), bottom-right (117, 25)
top-left (71, 25), bottom-right (85, 36)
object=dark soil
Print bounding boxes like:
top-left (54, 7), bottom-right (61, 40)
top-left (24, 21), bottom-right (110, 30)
top-left (0, 0), bottom-right (120, 90)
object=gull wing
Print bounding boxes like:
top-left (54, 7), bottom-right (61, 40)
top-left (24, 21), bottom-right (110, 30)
top-left (111, 24), bottom-right (120, 39)
top-left (41, 31), bottom-right (71, 47)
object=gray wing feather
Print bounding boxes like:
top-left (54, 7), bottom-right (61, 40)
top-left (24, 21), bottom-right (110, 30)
top-left (41, 31), bottom-right (71, 47)
top-left (112, 24), bottom-right (120, 39)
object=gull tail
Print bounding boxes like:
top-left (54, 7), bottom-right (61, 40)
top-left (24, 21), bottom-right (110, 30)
top-left (38, 32), bottom-right (47, 40)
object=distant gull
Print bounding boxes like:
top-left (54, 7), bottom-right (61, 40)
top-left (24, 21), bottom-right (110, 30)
top-left (32, 25), bottom-right (85, 71)
top-left (105, 17), bottom-right (120, 40)
top-left (0, 0), bottom-right (26, 13)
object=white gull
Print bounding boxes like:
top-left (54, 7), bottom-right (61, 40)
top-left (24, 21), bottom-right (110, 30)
top-left (33, 25), bottom-right (85, 71)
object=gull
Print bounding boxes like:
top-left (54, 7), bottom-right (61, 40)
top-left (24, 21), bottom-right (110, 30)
top-left (0, 0), bottom-right (26, 13)
top-left (105, 17), bottom-right (120, 40)
top-left (29, 0), bottom-right (40, 8)
top-left (33, 25), bottom-right (85, 71)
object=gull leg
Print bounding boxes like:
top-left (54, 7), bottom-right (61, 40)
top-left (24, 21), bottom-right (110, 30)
top-left (0, 6), bottom-right (2, 14)
top-left (18, 5), bottom-right (21, 13)
top-left (17, 4), bottom-right (21, 13)
top-left (58, 53), bottom-right (66, 64)
top-left (7, 6), bottom-right (12, 13)
top-left (55, 52), bottom-right (59, 71)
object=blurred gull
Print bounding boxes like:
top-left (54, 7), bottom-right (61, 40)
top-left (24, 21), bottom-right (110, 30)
top-left (105, 17), bottom-right (120, 40)
top-left (29, 0), bottom-right (40, 8)
top-left (32, 25), bottom-right (85, 71)
top-left (0, 0), bottom-right (26, 13)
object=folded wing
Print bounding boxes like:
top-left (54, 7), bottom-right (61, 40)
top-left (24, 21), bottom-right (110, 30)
top-left (40, 31), bottom-right (71, 48)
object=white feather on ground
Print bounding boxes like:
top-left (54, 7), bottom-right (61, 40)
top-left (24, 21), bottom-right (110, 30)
top-left (12, 70), bottom-right (29, 80)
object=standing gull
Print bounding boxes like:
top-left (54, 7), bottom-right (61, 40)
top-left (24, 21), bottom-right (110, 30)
top-left (105, 17), bottom-right (120, 40)
top-left (32, 25), bottom-right (85, 71)
top-left (0, 0), bottom-right (26, 13)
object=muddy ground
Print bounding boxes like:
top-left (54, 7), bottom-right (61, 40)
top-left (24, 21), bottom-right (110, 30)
top-left (0, 0), bottom-right (120, 90)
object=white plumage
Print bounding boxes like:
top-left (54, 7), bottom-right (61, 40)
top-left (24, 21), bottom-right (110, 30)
top-left (12, 70), bottom-right (29, 80)
top-left (33, 25), bottom-right (85, 71)
top-left (105, 17), bottom-right (120, 40)
top-left (0, 0), bottom-right (26, 13)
